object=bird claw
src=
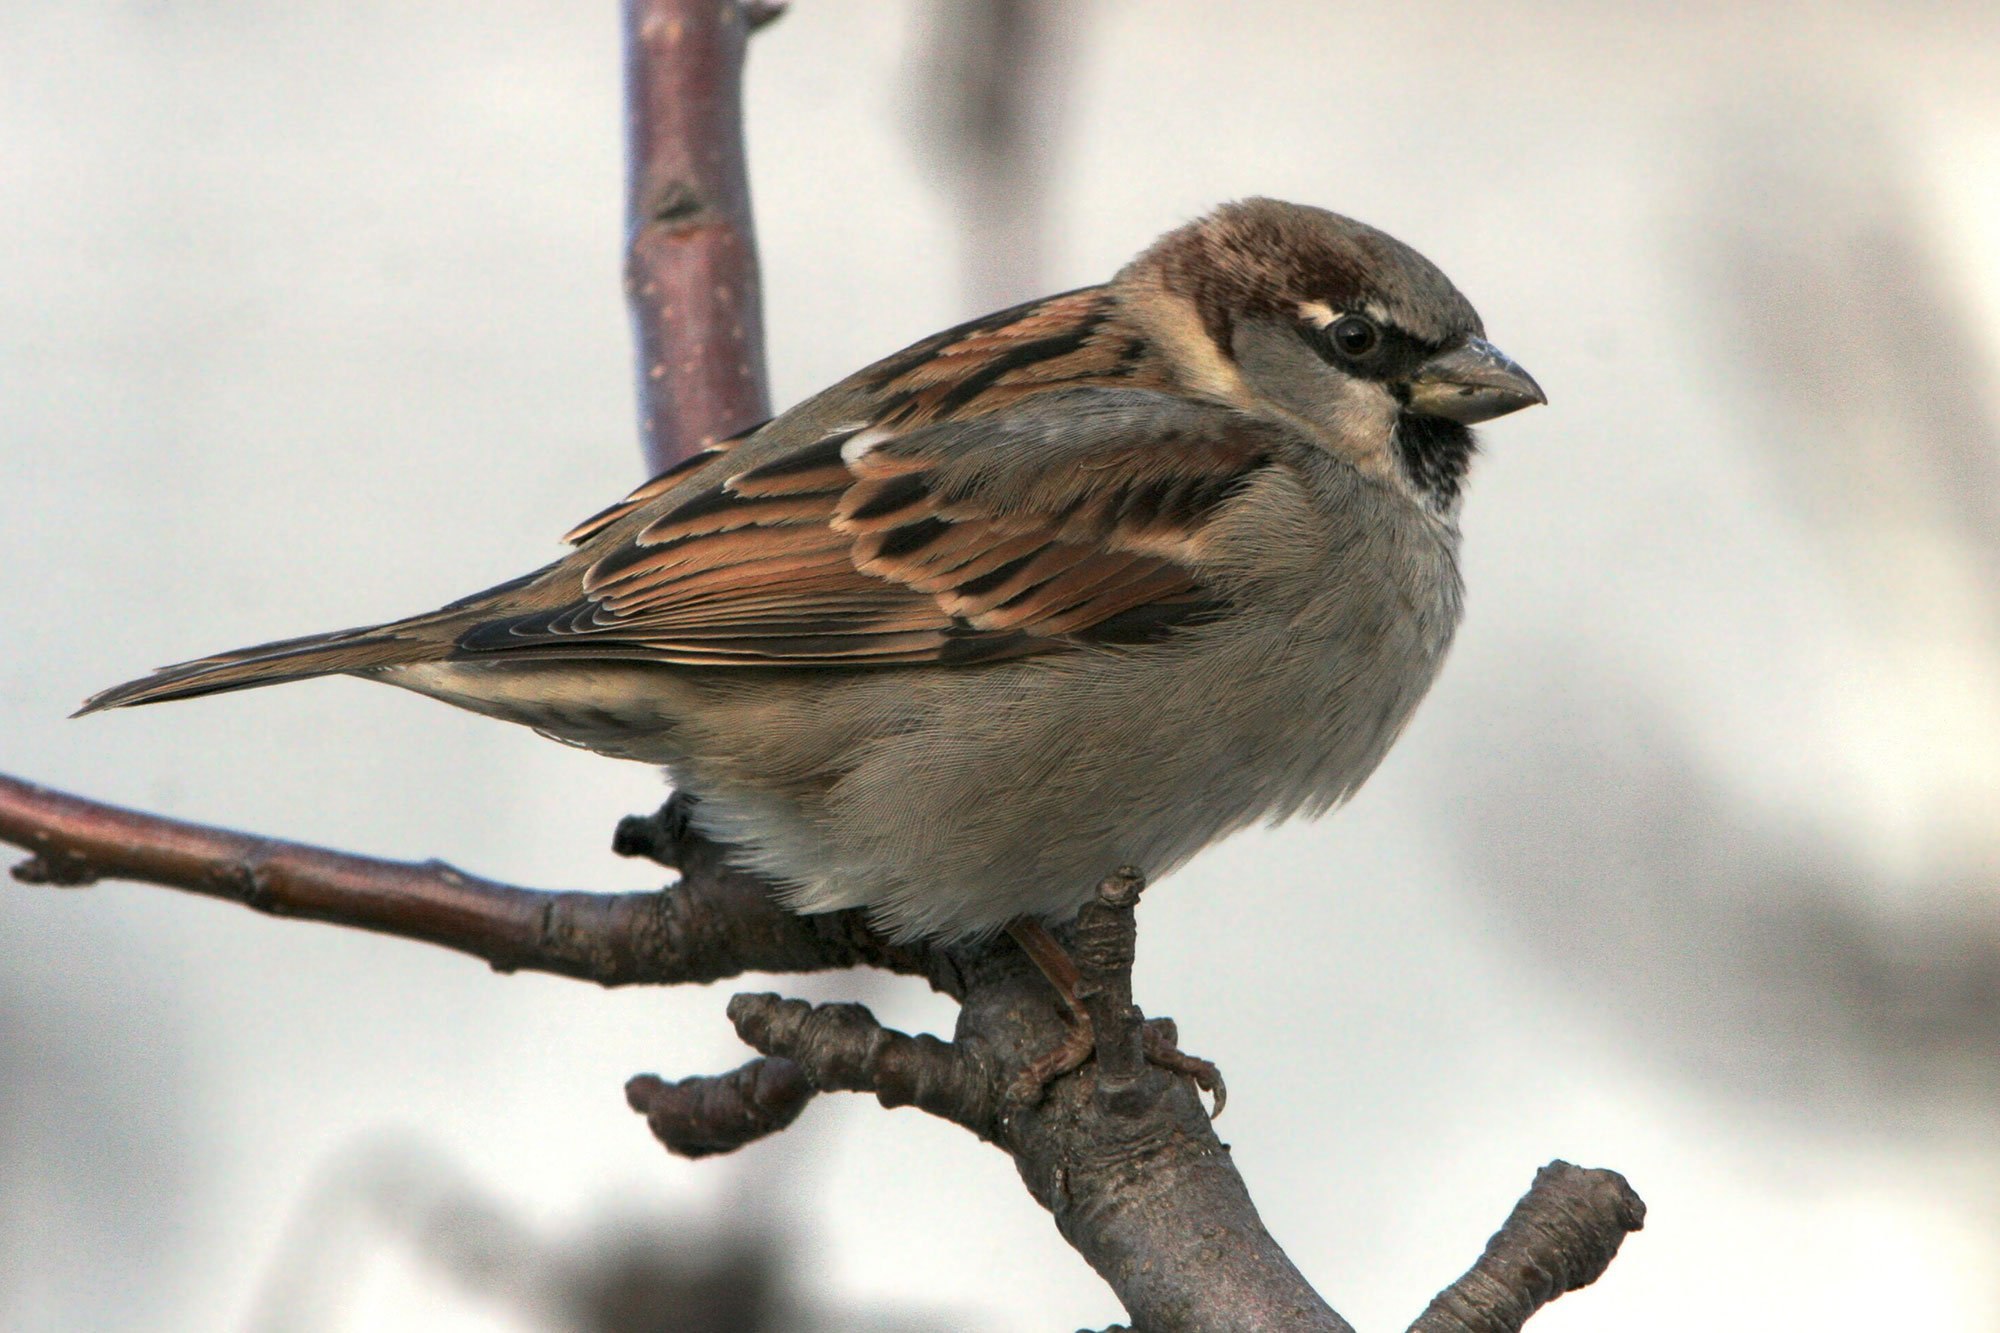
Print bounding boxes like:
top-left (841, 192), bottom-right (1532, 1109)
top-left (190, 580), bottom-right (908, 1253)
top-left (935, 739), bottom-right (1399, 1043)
top-left (1143, 1020), bottom-right (1226, 1118)
top-left (1008, 1010), bottom-right (1226, 1119)
top-left (1008, 1007), bottom-right (1099, 1110)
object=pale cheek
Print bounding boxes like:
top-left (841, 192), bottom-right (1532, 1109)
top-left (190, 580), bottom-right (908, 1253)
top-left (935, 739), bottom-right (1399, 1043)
top-left (1318, 379), bottom-right (1404, 477)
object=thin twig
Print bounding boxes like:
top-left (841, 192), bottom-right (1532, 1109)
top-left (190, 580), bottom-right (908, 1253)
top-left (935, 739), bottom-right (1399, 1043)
top-left (626, 1057), bottom-right (815, 1158)
top-left (0, 777), bottom-right (944, 990)
top-left (914, 0), bottom-right (1073, 310)
top-left (1409, 1162), bottom-right (1646, 1333)
top-left (624, 0), bottom-right (777, 468)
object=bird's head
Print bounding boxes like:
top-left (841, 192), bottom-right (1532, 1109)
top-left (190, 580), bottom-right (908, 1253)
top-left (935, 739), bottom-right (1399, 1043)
top-left (1121, 197), bottom-right (1544, 512)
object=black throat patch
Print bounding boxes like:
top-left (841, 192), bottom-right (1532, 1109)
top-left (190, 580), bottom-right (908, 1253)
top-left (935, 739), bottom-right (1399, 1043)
top-left (1392, 413), bottom-right (1475, 510)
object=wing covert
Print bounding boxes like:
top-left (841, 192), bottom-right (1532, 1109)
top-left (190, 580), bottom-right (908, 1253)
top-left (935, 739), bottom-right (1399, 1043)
top-left (457, 389), bottom-right (1286, 669)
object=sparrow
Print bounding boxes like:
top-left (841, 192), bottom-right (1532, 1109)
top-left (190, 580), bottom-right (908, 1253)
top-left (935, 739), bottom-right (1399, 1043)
top-left (83, 199), bottom-right (1542, 966)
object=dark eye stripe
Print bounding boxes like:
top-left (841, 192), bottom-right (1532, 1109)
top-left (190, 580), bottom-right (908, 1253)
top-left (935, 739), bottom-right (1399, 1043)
top-left (1298, 320), bottom-right (1433, 382)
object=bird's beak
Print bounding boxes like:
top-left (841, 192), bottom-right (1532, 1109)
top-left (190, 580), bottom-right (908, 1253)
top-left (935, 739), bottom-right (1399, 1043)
top-left (1404, 337), bottom-right (1546, 424)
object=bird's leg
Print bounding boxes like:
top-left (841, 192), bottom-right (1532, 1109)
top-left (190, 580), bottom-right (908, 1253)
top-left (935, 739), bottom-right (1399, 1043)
top-left (1006, 917), bottom-right (1099, 1103)
top-left (1005, 901), bottom-right (1227, 1117)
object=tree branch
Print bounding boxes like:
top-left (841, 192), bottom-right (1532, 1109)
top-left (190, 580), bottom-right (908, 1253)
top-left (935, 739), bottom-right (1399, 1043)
top-left (1409, 1162), bottom-right (1646, 1333)
top-left (636, 874), bottom-right (1358, 1332)
top-left (0, 776), bottom-right (946, 991)
top-left (624, 0), bottom-right (777, 468)
top-left (3, 773), bottom-right (1643, 1328)
top-left (625, 1057), bottom-right (815, 1159)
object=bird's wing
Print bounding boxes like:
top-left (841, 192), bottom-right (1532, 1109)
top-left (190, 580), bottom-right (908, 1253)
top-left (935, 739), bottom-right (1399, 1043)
top-left (454, 389), bottom-right (1287, 668)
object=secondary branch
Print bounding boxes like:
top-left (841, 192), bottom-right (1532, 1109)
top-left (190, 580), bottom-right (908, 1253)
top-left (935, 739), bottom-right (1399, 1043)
top-left (624, 0), bottom-right (778, 467)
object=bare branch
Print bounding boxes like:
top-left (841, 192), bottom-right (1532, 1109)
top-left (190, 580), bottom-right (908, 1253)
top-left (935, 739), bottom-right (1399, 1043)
top-left (0, 777), bottom-right (946, 991)
top-left (991, 882), bottom-right (1349, 1333)
top-left (7, 760), bottom-right (1643, 1329)
top-left (728, 992), bottom-right (999, 1135)
top-left (624, 0), bottom-right (777, 467)
top-left (669, 875), bottom-right (1357, 1333)
top-left (1409, 1162), bottom-right (1646, 1333)
top-left (625, 1057), bottom-right (815, 1158)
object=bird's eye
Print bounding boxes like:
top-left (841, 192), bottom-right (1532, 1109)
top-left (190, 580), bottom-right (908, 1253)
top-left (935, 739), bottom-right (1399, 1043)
top-left (1332, 315), bottom-right (1379, 358)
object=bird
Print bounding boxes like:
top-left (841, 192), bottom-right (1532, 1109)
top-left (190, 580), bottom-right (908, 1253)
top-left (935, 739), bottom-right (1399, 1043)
top-left (82, 198), bottom-right (1541, 1088)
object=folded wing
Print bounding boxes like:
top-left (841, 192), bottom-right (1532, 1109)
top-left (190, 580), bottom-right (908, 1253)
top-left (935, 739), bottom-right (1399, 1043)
top-left (455, 389), bottom-right (1285, 669)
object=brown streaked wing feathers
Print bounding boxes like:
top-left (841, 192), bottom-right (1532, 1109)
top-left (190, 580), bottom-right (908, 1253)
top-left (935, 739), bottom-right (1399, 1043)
top-left (465, 323), bottom-right (1275, 668)
top-left (559, 417), bottom-right (769, 546)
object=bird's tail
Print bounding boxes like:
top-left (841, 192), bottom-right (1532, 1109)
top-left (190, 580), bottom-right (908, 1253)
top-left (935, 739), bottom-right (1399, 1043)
top-left (75, 619), bottom-right (453, 717)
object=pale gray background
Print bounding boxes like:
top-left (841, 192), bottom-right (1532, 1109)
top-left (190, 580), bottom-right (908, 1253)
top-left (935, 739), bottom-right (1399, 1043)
top-left (6, 1), bottom-right (2000, 1329)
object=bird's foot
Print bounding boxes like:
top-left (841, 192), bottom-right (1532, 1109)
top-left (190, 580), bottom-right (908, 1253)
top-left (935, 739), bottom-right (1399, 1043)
top-left (1142, 1018), bottom-right (1226, 1118)
top-left (1009, 1004), bottom-right (1099, 1110)
top-left (1007, 1008), bottom-right (1226, 1117)
top-left (1003, 910), bottom-right (1226, 1117)
top-left (1005, 916), bottom-right (1094, 1109)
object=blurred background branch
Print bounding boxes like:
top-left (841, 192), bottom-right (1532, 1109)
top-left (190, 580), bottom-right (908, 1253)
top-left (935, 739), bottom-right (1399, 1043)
top-left (240, 1134), bottom-right (938, 1333)
top-left (1439, 93), bottom-right (2000, 1123)
top-left (909, 0), bottom-right (1076, 311)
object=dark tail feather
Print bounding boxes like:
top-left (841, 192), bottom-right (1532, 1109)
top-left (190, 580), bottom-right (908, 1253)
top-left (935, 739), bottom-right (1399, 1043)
top-left (75, 623), bottom-right (446, 717)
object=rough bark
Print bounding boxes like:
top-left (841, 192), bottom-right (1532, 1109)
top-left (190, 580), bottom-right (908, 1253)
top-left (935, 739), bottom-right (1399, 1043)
top-left (1, 776), bottom-right (1643, 1332)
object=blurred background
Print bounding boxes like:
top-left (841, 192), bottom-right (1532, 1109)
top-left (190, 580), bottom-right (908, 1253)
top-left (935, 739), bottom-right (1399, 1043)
top-left (5, 1), bottom-right (2000, 1327)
